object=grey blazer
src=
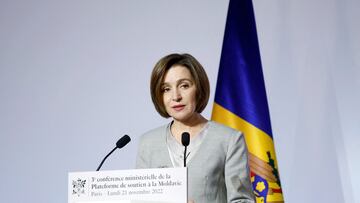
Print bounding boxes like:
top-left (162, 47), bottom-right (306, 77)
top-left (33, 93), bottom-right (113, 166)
top-left (136, 121), bottom-right (255, 203)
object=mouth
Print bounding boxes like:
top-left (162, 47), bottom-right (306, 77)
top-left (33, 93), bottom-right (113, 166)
top-left (172, 105), bottom-right (185, 111)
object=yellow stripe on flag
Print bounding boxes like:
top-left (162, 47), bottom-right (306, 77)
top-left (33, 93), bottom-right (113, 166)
top-left (212, 102), bottom-right (279, 168)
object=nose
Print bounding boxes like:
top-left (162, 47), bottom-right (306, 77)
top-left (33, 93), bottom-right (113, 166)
top-left (171, 89), bottom-right (182, 102)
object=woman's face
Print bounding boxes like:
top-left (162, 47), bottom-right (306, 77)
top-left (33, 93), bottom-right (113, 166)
top-left (161, 65), bottom-right (197, 122)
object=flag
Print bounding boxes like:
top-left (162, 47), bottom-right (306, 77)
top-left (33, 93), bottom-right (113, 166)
top-left (211, 0), bottom-right (284, 202)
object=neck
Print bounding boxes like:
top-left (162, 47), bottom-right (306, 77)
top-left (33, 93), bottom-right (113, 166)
top-left (171, 113), bottom-right (208, 141)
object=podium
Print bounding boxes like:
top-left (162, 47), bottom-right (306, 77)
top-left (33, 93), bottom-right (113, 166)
top-left (68, 168), bottom-right (187, 203)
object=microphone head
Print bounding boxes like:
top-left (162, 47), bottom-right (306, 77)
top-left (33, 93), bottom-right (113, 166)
top-left (116, 135), bottom-right (131, 149)
top-left (181, 132), bottom-right (190, 147)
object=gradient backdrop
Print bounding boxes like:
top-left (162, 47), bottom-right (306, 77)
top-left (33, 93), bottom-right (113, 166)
top-left (0, 0), bottom-right (359, 203)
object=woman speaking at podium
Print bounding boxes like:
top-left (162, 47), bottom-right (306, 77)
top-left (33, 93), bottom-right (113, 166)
top-left (136, 53), bottom-right (255, 203)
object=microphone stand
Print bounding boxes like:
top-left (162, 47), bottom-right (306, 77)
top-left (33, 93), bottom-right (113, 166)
top-left (96, 147), bottom-right (117, 171)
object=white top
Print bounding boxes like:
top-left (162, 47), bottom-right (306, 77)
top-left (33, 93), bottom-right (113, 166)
top-left (166, 121), bottom-right (210, 167)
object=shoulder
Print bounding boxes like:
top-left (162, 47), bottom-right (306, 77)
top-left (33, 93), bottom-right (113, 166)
top-left (208, 121), bottom-right (242, 138)
top-left (207, 121), bottom-right (245, 150)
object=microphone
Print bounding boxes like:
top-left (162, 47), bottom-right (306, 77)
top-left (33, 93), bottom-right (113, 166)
top-left (181, 132), bottom-right (190, 167)
top-left (96, 135), bottom-right (131, 171)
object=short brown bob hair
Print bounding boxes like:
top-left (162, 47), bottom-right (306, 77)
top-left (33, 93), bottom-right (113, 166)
top-left (150, 53), bottom-right (210, 118)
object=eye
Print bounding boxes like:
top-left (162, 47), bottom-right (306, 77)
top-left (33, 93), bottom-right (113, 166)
top-left (180, 83), bottom-right (190, 89)
top-left (162, 87), bottom-right (171, 93)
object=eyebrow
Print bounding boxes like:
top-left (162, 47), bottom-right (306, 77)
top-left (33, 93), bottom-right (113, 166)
top-left (161, 78), bottom-right (193, 86)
